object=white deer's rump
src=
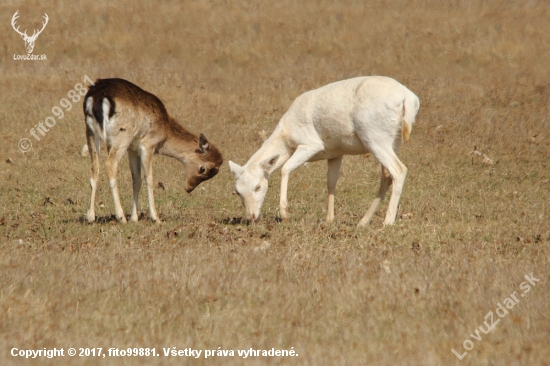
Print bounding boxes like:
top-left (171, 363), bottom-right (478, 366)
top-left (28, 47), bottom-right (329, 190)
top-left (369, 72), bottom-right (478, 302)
top-left (229, 76), bottom-right (420, 226)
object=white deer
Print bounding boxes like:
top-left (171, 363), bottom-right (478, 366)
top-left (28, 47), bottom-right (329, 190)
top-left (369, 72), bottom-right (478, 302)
top-left (84, 78), bottom-right (223, 224)
top-left (229, 76), bottom-right (419, 227)
top-left (11, 11), bottom-right (49, 54)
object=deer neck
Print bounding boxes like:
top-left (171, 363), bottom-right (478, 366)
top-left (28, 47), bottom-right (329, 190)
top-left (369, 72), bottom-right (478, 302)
top-left (157, 129), bottom-right (197, 164)
top-left (245, 128), bottom-right (291, 173)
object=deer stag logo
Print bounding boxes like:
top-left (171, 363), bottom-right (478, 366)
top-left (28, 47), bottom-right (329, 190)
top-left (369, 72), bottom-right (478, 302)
top-left (11, 11), bottom-right (49, 54)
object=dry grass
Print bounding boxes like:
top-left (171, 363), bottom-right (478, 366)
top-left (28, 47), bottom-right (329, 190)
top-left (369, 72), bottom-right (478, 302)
top-left (1, 0), bottom-right (550, 365)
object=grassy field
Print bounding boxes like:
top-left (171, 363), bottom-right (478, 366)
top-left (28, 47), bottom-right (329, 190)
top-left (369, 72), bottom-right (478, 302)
top-left (1, 0), bottom-right (549, 365)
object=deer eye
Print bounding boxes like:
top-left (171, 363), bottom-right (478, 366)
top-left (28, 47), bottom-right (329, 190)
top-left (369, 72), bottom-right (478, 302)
top-left (199, 166), bottom-right (206, 174)
top-left (255, 184), bottom-right (261, 192)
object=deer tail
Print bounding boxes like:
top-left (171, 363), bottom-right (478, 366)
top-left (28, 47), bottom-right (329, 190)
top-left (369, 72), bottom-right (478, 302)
top-left (401, 93), bottom-right (420, 143)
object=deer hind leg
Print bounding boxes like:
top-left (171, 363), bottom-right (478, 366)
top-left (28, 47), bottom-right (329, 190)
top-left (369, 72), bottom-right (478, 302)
top-left (140, 146), bottom-right (160, 223)
top-left (357, 132), bottom-right (406, 227)
top-left (383, 158), bottom-right (407, 225)
top-left (357, 164), bottom-right (392, 227)
top-left (382, 139), bottom-right (406, 226)
top-left (105, 144), bottom-right (129, 223)
top-left (373, 145), bottom-right (407, 226)
top-left (128, 150), bottom-right (142, 223)
top-left (326, 156), bottom-right (343, 223)
top-left (86, 128), bottom-right (100, 223)
top-left (280, 144), bottom-right (323, 220)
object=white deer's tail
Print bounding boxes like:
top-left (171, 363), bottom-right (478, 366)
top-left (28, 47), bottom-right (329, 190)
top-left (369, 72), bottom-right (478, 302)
top-left (401, 92), bottom-right (420, 142)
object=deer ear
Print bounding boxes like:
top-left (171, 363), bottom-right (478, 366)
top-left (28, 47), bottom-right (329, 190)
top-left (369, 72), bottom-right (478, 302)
top-left (260, 154), bottom-right (279, 175)
top-left (199, 133), bottom-right (210, 153)
top-left (228, 161), bottom-right (243, 178)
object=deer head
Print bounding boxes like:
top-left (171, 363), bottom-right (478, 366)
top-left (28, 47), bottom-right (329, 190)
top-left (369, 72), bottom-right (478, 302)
top-left (182, 133), bottom-right (223, 193)
top-left (12, 11), bottom-right (49, 54)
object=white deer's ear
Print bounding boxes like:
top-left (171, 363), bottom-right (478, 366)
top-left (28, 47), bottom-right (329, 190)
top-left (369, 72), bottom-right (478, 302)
top-left (228, 161), bottom-right (243, 177)
top-left (260, 154), bottom-right (279, 174)
top-left (199, 133), bottom-right (210, 153)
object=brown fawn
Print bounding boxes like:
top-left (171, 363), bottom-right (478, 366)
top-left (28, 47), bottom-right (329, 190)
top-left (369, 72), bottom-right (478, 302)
top-left (84, 78), bottom-right (223, 223)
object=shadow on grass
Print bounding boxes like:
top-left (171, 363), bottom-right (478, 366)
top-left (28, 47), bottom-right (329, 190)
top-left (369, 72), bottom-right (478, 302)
top-left (219, 215), bottom-right (284, 226)
top-left (220, 216), bottom-right (247, 225)
top-left (71, 212), bottom-right (158, 225)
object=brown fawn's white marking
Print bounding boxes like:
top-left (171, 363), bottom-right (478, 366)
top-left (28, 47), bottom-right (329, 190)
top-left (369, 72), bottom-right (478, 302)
top-left (229, 76), bottom-right (419, 227)
top-left (84, 78), bottom-right (223, 223)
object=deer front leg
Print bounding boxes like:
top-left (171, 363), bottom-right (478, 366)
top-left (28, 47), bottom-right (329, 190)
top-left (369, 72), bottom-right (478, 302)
top-left (86, 129), bottom-right (100, 223)
top-left (128, 150), bottom-right (142, 223)
top-left (140, 147), bottom-right (161, 223)
top-left (280, 145), bottom-right (323, 220)
top-left (105, 145), bottom-right (128, 223)
top-left (326, 156), bottom-right (342, 223)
